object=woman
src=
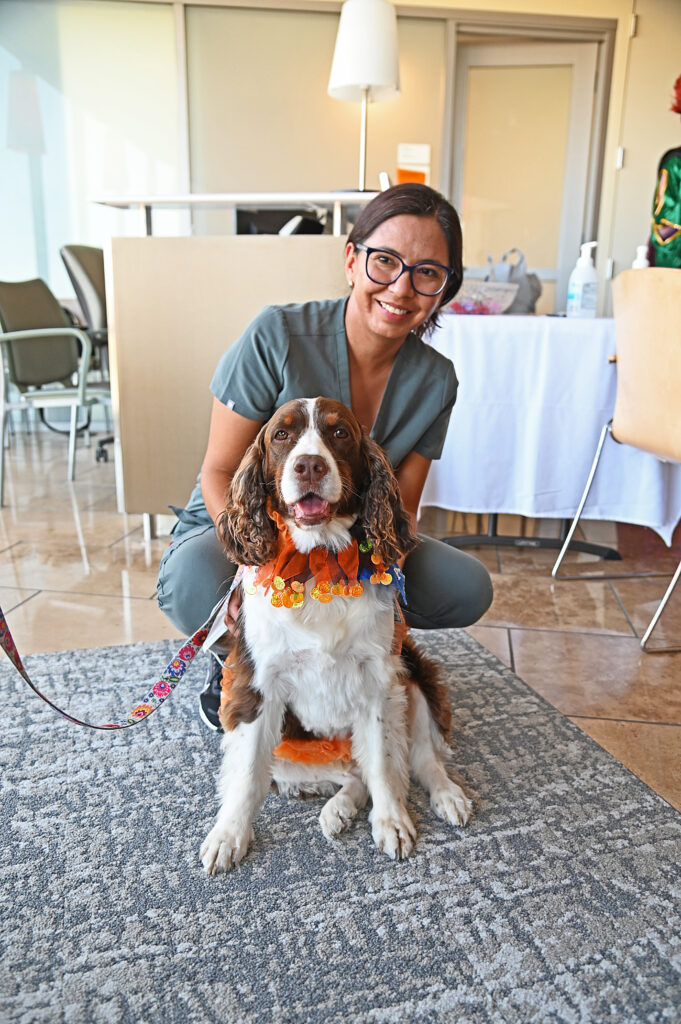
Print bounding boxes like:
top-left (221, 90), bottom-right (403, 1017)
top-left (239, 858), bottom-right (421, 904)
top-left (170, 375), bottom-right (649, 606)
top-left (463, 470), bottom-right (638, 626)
top-left (157, 183), bottom-right (493, 729)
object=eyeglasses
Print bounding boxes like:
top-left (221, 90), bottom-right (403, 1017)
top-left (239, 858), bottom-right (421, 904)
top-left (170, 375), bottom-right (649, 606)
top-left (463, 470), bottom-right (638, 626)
top-left (354, 243), bottom-right (452, 297)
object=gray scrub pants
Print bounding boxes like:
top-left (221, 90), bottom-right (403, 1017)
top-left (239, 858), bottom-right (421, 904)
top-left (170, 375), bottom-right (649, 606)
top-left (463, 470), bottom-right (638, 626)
top-left (156, 522), bottom-right (494, 637)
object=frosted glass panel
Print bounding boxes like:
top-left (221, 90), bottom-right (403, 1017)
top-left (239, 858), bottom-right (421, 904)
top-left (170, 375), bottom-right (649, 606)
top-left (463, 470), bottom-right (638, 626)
top-left (461, 64), bottom-right (572, 272)
top-left (0, 1), bottom-right (181, 296)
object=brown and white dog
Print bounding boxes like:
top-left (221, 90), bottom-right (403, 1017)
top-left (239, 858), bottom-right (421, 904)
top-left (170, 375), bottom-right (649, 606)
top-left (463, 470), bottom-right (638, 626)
top-left (200, 397), bottom-right (472, 874)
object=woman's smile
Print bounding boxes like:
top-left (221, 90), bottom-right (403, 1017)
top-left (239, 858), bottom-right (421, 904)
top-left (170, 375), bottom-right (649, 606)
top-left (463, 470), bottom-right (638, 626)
top-left (377, 299), bottom-right (410, 317)
top-left (344, 213), bottom-right (451, 347)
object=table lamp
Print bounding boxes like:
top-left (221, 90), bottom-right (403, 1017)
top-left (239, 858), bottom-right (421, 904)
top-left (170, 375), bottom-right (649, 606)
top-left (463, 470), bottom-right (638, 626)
top-left (328, 0), bottom-right (400, 191)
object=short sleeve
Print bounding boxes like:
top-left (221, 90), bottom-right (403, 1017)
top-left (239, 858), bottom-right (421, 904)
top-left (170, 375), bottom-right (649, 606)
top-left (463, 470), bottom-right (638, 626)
top-left (210, 306), bottom-right (289, 421)
top-left (412, 360), bottom-right (458, 461)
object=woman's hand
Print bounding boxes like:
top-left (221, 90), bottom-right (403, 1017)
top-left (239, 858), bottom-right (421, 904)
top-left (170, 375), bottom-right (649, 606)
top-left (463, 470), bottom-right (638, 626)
top-left (224, 586), bottom-right (243, 636)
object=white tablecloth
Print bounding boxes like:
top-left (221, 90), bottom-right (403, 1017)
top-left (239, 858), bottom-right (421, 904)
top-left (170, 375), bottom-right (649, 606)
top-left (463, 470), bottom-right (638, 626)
top-left (422, 315), bottom-right (681, 545)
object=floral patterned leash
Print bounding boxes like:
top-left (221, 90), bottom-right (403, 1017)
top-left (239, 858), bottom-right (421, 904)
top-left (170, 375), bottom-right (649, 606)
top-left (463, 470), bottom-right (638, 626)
top-left (0, 603), bottom-right (213, 730)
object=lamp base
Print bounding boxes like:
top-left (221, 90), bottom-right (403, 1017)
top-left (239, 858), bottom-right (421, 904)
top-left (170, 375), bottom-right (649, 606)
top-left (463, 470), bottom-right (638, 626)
top-left (358, 87), bottom-right (368, 192)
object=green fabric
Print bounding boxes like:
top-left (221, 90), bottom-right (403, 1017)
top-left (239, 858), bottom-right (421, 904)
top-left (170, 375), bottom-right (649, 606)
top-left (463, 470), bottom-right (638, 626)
top-left (650, 146), bottom-right (681, 268)
top-left (179, 298), bottom-right (458, 526)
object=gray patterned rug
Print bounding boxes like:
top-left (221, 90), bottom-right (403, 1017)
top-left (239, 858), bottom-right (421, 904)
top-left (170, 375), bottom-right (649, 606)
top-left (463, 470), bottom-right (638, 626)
top-left (1, 630), bottom-right (680, 1024)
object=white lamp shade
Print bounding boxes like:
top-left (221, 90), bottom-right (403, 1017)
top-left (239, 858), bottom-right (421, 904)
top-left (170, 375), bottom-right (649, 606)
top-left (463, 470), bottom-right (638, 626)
top-left (328, 0), bottom-right (400, 103)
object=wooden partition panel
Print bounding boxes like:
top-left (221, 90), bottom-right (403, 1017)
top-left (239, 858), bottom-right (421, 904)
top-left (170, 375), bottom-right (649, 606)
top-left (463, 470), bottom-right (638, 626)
top-left (106, 235), bottom-right (347, 516)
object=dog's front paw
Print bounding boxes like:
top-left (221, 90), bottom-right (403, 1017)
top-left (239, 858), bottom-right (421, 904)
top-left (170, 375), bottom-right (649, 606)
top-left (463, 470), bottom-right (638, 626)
top-left (430, 782), bottom-right (474, 827)
top-left (320, 791), bottom-right (361, 839)
top-left (371, 808), bottom-right (416, 860)
top-left (200, 823), bottom-right (254, 875)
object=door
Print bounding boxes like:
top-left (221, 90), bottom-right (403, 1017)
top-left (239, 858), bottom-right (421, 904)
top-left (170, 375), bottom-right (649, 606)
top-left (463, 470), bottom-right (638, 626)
top-left (451, 41), bottom-right (598, 313)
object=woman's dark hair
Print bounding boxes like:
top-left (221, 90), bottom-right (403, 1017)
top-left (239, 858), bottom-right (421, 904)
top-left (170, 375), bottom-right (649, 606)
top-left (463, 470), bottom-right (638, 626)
top-left (347, 183), bottom-right (463, 335)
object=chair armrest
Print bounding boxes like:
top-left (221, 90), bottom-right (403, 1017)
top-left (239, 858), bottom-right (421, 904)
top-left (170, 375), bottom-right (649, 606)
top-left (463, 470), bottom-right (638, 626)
top-left (87, 328), bottom-right (108, 344)
top-left (0, 327), bottom-right (94, 403)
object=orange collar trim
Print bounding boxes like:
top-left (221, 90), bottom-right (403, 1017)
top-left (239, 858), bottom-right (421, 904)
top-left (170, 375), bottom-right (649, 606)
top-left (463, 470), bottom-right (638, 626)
top-left (247, 506), bottom-right (397, 608)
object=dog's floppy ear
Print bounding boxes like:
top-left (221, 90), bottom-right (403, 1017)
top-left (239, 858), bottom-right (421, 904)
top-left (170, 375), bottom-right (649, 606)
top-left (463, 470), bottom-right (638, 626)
top-left (217, 425), bottom-right (279, 566)
top-left (358, 434), bottom-right (417, 566)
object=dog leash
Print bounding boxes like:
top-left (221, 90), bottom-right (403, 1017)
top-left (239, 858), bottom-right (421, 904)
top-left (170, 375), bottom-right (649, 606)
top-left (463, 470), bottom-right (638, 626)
top-left (0, 602), bottom-right (220, 731)
top-left (0, 569), bottom-right (407, 730)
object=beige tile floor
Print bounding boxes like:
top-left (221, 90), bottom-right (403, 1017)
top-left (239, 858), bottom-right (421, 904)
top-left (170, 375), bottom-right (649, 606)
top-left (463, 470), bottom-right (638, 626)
top-left (3, 428), bottom-right (680, 813)
top-left (420, 508), bottom-right (681, 813)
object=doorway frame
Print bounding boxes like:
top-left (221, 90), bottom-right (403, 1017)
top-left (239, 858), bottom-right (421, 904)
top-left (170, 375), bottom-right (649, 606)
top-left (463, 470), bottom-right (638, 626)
top-left (438, 11), bottom-right (616, 251)
top-left (450, 40), bottom-right (599, 312)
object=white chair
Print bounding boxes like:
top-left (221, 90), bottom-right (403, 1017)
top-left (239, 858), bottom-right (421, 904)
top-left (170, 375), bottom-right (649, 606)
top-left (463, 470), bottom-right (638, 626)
top-left (60, 244), bottom-right (113, 461)
top-left (552, 268), bottom-right (681, 652)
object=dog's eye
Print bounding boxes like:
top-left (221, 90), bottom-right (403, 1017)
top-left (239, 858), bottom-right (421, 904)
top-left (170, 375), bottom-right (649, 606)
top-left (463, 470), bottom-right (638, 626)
top-left (333, 427), bottom-right (349, 439)
top-left (273, 429), bottom-right (289, 441)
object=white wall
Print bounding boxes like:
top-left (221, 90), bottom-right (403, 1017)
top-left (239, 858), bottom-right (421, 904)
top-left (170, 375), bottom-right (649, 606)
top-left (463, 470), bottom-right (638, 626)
top-left (185, 6), bottom-right (446, 222)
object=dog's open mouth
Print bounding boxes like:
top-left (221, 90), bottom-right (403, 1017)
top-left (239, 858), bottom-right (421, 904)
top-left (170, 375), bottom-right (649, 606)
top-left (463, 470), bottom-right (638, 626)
top-left (291, 493), bottom-right (330, 525)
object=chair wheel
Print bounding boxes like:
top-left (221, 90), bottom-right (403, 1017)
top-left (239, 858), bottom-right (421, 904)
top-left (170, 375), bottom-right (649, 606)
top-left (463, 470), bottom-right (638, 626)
top-left (96, 447), bottom-right (109, 463)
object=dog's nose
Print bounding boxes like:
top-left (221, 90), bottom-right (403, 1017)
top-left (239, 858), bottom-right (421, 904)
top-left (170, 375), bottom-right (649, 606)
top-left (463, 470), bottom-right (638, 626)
top-left (293, 454), bottom-right (328, 484)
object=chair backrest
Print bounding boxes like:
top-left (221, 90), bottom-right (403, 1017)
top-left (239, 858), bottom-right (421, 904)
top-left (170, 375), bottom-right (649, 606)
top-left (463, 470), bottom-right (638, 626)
top-left (0, 278), bottom-right (78, 388)
top-left (611, 268), bottom-right (681, 463)
top-left (60, 245), bottom-right (107, 330)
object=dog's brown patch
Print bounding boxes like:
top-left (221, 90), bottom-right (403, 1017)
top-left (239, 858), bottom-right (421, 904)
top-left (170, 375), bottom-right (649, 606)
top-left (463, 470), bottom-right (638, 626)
top-left (400, 634), bottom-right (452, 741)
top-left (218, 644), bottom-right (262, 731)
top-left (219, 661), bottom-right (338, 745)
top-left (281, 708), bottom-right (318, 742)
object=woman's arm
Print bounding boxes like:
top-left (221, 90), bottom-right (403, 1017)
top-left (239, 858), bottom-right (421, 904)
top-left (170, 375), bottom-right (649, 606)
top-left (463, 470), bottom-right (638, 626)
top-left (201, 397), bottom-right (263, 525)
top-left (395, 450), bottom-right (432, 565)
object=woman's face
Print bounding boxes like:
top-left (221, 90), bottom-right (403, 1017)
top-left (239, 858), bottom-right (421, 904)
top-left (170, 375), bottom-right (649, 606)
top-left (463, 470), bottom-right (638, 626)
top-left (345, 214), bottom-right (450, 343)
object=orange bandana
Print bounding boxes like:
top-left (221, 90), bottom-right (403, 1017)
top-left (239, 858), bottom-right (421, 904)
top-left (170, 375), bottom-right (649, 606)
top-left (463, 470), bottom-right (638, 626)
top-left (246, 506), bottom-right (395, 609)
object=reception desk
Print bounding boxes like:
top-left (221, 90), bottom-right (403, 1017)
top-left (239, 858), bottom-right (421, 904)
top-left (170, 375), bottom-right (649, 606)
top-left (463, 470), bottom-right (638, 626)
top-left (422, 315), bottom-right (681, 546)
top-left (106, 234), bottom-right (347, 520)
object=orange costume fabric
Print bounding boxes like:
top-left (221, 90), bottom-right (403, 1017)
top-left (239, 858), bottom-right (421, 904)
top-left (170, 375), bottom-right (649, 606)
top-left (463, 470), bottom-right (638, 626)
top-left (220, 665), bottom-right (354, 764)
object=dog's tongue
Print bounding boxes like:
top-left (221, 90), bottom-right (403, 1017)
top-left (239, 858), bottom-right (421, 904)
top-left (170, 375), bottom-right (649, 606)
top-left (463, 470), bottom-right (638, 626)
top-left (294, 495), bottom-right (328, 518)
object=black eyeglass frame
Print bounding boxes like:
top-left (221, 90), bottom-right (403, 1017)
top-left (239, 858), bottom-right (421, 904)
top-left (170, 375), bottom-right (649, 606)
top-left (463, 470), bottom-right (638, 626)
top-left (353, 242), bottom-right (453, 297)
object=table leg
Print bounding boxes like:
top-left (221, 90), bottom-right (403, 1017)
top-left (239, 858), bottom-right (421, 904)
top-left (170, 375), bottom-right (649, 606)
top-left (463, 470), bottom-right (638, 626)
top-left (441, 516), bottom-right (621, 560)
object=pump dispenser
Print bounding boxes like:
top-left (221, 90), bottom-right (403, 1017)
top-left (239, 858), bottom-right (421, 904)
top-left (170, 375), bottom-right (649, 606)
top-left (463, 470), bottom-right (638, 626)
top-left (566, 241), bottom-right (598, 318)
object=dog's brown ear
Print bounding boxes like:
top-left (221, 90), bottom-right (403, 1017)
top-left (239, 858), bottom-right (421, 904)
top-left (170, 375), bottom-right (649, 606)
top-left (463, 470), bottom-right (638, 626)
top-left (217, 426), bottom-right (279, 566)
top-left (358, 434), bottom-right (417, 565)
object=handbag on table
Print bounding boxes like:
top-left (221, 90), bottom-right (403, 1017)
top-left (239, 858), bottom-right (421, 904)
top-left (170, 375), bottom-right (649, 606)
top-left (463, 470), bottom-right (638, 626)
top-left (487, 248), bottom-right (542, 315)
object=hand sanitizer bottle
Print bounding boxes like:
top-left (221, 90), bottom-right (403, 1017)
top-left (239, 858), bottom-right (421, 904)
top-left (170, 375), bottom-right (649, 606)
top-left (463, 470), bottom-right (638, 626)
top-left (632, 245), bottom-right (649, 269)
top-left (566, 241), bottom-right (598, 317)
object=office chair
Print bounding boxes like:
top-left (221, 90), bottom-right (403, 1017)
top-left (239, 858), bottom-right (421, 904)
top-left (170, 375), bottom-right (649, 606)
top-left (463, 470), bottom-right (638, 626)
top-left (0, 277), bottom-right (111, 505)
top-left (60, 245), bottom-right (113, 462)
top-left (278, 214), bottom-right (326, 235)
top-left (552, 268), bottom-right (681, 652)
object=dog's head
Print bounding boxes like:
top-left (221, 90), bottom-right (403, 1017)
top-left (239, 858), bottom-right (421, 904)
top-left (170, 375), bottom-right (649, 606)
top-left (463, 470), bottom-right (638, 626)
top-left (217, 397), bottom-right (417, 566)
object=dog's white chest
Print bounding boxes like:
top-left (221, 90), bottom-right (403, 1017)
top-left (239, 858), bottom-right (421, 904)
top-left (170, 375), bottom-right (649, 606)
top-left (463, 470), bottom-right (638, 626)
top-left (241, 573), bottom-right (398, 735)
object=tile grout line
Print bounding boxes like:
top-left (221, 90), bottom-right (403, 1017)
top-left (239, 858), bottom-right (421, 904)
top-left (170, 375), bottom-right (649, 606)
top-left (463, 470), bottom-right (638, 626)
top-left (568, 714), bottom-right (681, 728)
top-left (0, 539), bottom-right (23, 558)
top-left (496, 624), bottom-right (647, 640)
top-left (607, 579), bottom-right (640, 638)
top-left (16, 586), bottom-right (161, 602)
top-left (3, 589), bottom-right (43, 614)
